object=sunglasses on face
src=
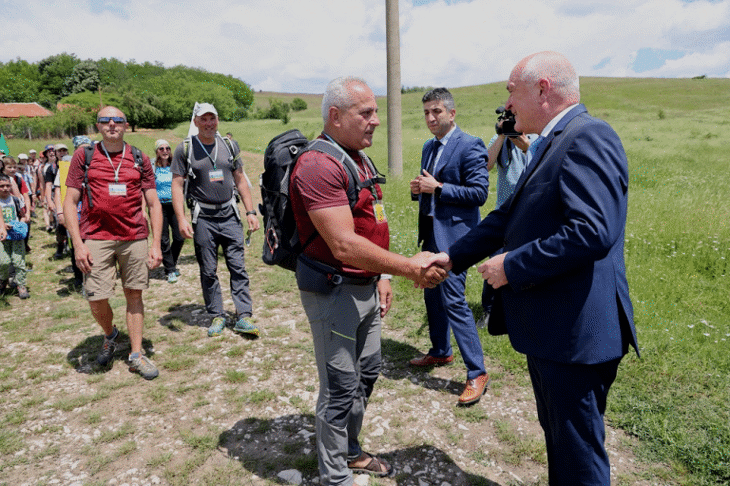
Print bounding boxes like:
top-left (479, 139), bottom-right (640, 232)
top-left (158, 147), bottom-right (171, 152)
top-left (97, 116), bottom-right (126, 124)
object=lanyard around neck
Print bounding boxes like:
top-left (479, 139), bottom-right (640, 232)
top-left (100, 142), bottom-right (126, 183)
top-left (195, 136), bottom-right (219, 169)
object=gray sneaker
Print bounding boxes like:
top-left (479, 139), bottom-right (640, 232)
top-left (129, 354), bottom-right (159, 380)
top-left (97, 328), bottom-right (118, 366)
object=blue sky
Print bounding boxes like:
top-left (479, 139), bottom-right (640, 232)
top-left (1, 0), bottom-right (729, 95)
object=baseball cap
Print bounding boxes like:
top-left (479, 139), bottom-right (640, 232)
top-left (28, 149), bottom-right (37, 154)
top-left (195, 103), bottom-right (218, 117)
top-left (72, 135), bottom-right (92, 149)
top-left (18, 153), bottom-right (28, 160)
top-left (54, 143), bottom-right (68, 151)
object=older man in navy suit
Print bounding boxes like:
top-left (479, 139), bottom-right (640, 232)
top-left (427, 52), bottom-right (639, 484)
top-left (409, 88), bottom-right (490, 406)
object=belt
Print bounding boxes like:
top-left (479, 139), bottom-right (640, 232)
top-left (329, 273), bottom-right (379, 286)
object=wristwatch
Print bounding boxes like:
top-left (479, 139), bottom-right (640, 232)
top-left (246, 210), bottom-right (257, 216)
top-left (434, 184), bottom-right (443, 198)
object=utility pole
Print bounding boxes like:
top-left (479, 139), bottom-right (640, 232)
top-left (386, 0), bottom-right (403, 177)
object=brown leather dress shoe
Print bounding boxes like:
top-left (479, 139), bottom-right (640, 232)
top-left (409, 354), bottom-right (454, 367)
top-left (458, 373), bottom-right (489, 405)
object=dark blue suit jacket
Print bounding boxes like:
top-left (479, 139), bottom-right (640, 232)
top-left (415, 126), bottom-right (489, 250)
top-left (449, 105), bottom-right (639, 364)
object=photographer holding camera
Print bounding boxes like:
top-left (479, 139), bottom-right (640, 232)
top-left (476, 107), bottom-right (536, 329)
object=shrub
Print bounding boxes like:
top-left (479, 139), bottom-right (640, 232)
top-left (291, 98), bottom-right (307, 111)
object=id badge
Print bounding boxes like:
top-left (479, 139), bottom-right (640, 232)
top-left (108, 183), bottom-right (127, 197)
top-left (209, 169), bottom-right (224, 182)
top-left (373, 200), bottom-right (387, 223)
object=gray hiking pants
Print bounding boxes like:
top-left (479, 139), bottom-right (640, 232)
top-left (193, 214), bottom-right (252, 319)
top-left (300, 282), bottom-right (382, 486)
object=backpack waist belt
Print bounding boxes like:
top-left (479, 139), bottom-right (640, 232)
top-left (191, 197), bottom-right (239, 224)
top-left (196, 199), bottom-right (234, 210)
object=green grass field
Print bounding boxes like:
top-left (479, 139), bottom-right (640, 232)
top-left (6, 77), bottom-right (729, 484)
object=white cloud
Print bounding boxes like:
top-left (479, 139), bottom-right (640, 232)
top-left (1, 0), bottom-right (729, 95)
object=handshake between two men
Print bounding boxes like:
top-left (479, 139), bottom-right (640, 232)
top-left (415, 251), bottom-right (510, 290)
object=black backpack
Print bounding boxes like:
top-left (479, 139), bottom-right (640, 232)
top-left (258, 129), bottom-right (385, 271)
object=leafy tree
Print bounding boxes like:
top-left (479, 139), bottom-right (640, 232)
top-left (63, 60), bottom-right (100, 96)
top-left (37, 52), bottom-right (79, 100)
top-left (120, 86), bottom-right (164, 131)
top-left (56, 106), bottom-right (96, 137)
top-left (2, 53), bottom-right (255, 131)
top-left (97, 57), bottom-right (129, 89)
top-left (291, 98), bottom-right (307, 111)
top-left (60, 90), bottom-right (124, 112)
top-left (0, 58), bottom-right (40, 103)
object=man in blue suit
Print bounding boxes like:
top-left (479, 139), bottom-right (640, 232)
top-left (426, 52), bottom-right (639, 484)
top-left (409, 88), bottom-right (490, 406)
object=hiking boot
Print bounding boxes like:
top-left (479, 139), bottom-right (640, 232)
top-left (0, 280), bottom-right (7, 295)
top-left (128, 354), bottom-right (159, 380)
top-left (208, 317), bottom-right (227, 337)
top-left (167, 272), bottom-right (178, 284)
top-left (97, 327), bottom-right (118, 366)
top-left (17, 286), bottom-right (29, 299)
top-left (233, 316), bottom-right (260, 337)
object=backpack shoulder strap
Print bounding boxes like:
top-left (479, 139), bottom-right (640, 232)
top-left (357, 151), bottom-right (386, 186)
top-left (12, 196), bottom-right (21, 218)
top-left (183, 136), bottom-right (195, 178)
top-left (83, 145), bottom-right (95, 166)
top-left (219, 134), bottom-right (239, 163)
top-left (305, 139), bottom-right (361, 209)
top-left (83, 145), bottom-right (95, 209)
top-left (130, 145), bottom-right (144, 171)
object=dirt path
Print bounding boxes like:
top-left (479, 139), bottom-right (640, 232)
top-left (0, 151), bottom-right (669, 486)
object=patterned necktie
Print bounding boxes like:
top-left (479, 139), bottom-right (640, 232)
top-left (527, 135), bottom-right (544, 166)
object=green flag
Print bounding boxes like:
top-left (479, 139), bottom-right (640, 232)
top-left (0, 133), bottom-right (9, 156)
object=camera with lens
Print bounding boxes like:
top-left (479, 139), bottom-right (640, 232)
top-left (495, 106), bottom-right (521, 137)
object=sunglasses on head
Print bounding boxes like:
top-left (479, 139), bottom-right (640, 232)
top-left (97, 116), bottom-right (126, 124)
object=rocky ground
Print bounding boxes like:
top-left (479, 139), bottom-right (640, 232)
top-left (0, 152), bottom-right (671, 486)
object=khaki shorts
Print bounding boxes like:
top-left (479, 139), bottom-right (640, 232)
top-left (83, 239), bottom-right (149, 301)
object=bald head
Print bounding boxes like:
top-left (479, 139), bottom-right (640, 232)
top-left (98, 105), bottom-right (126, 119)
top-left (518, 51), bottom-right (580, 105)
top-left (96, 105), bottom-right (128, 149)
top-left (506, 51), bottom-right (580, 134)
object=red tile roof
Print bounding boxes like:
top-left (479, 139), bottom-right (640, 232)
top-left (0, 103), bottom-right (53, 119)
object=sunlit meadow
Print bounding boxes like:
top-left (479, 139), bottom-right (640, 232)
top-left (10, 79), bottom-right (725, 484)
